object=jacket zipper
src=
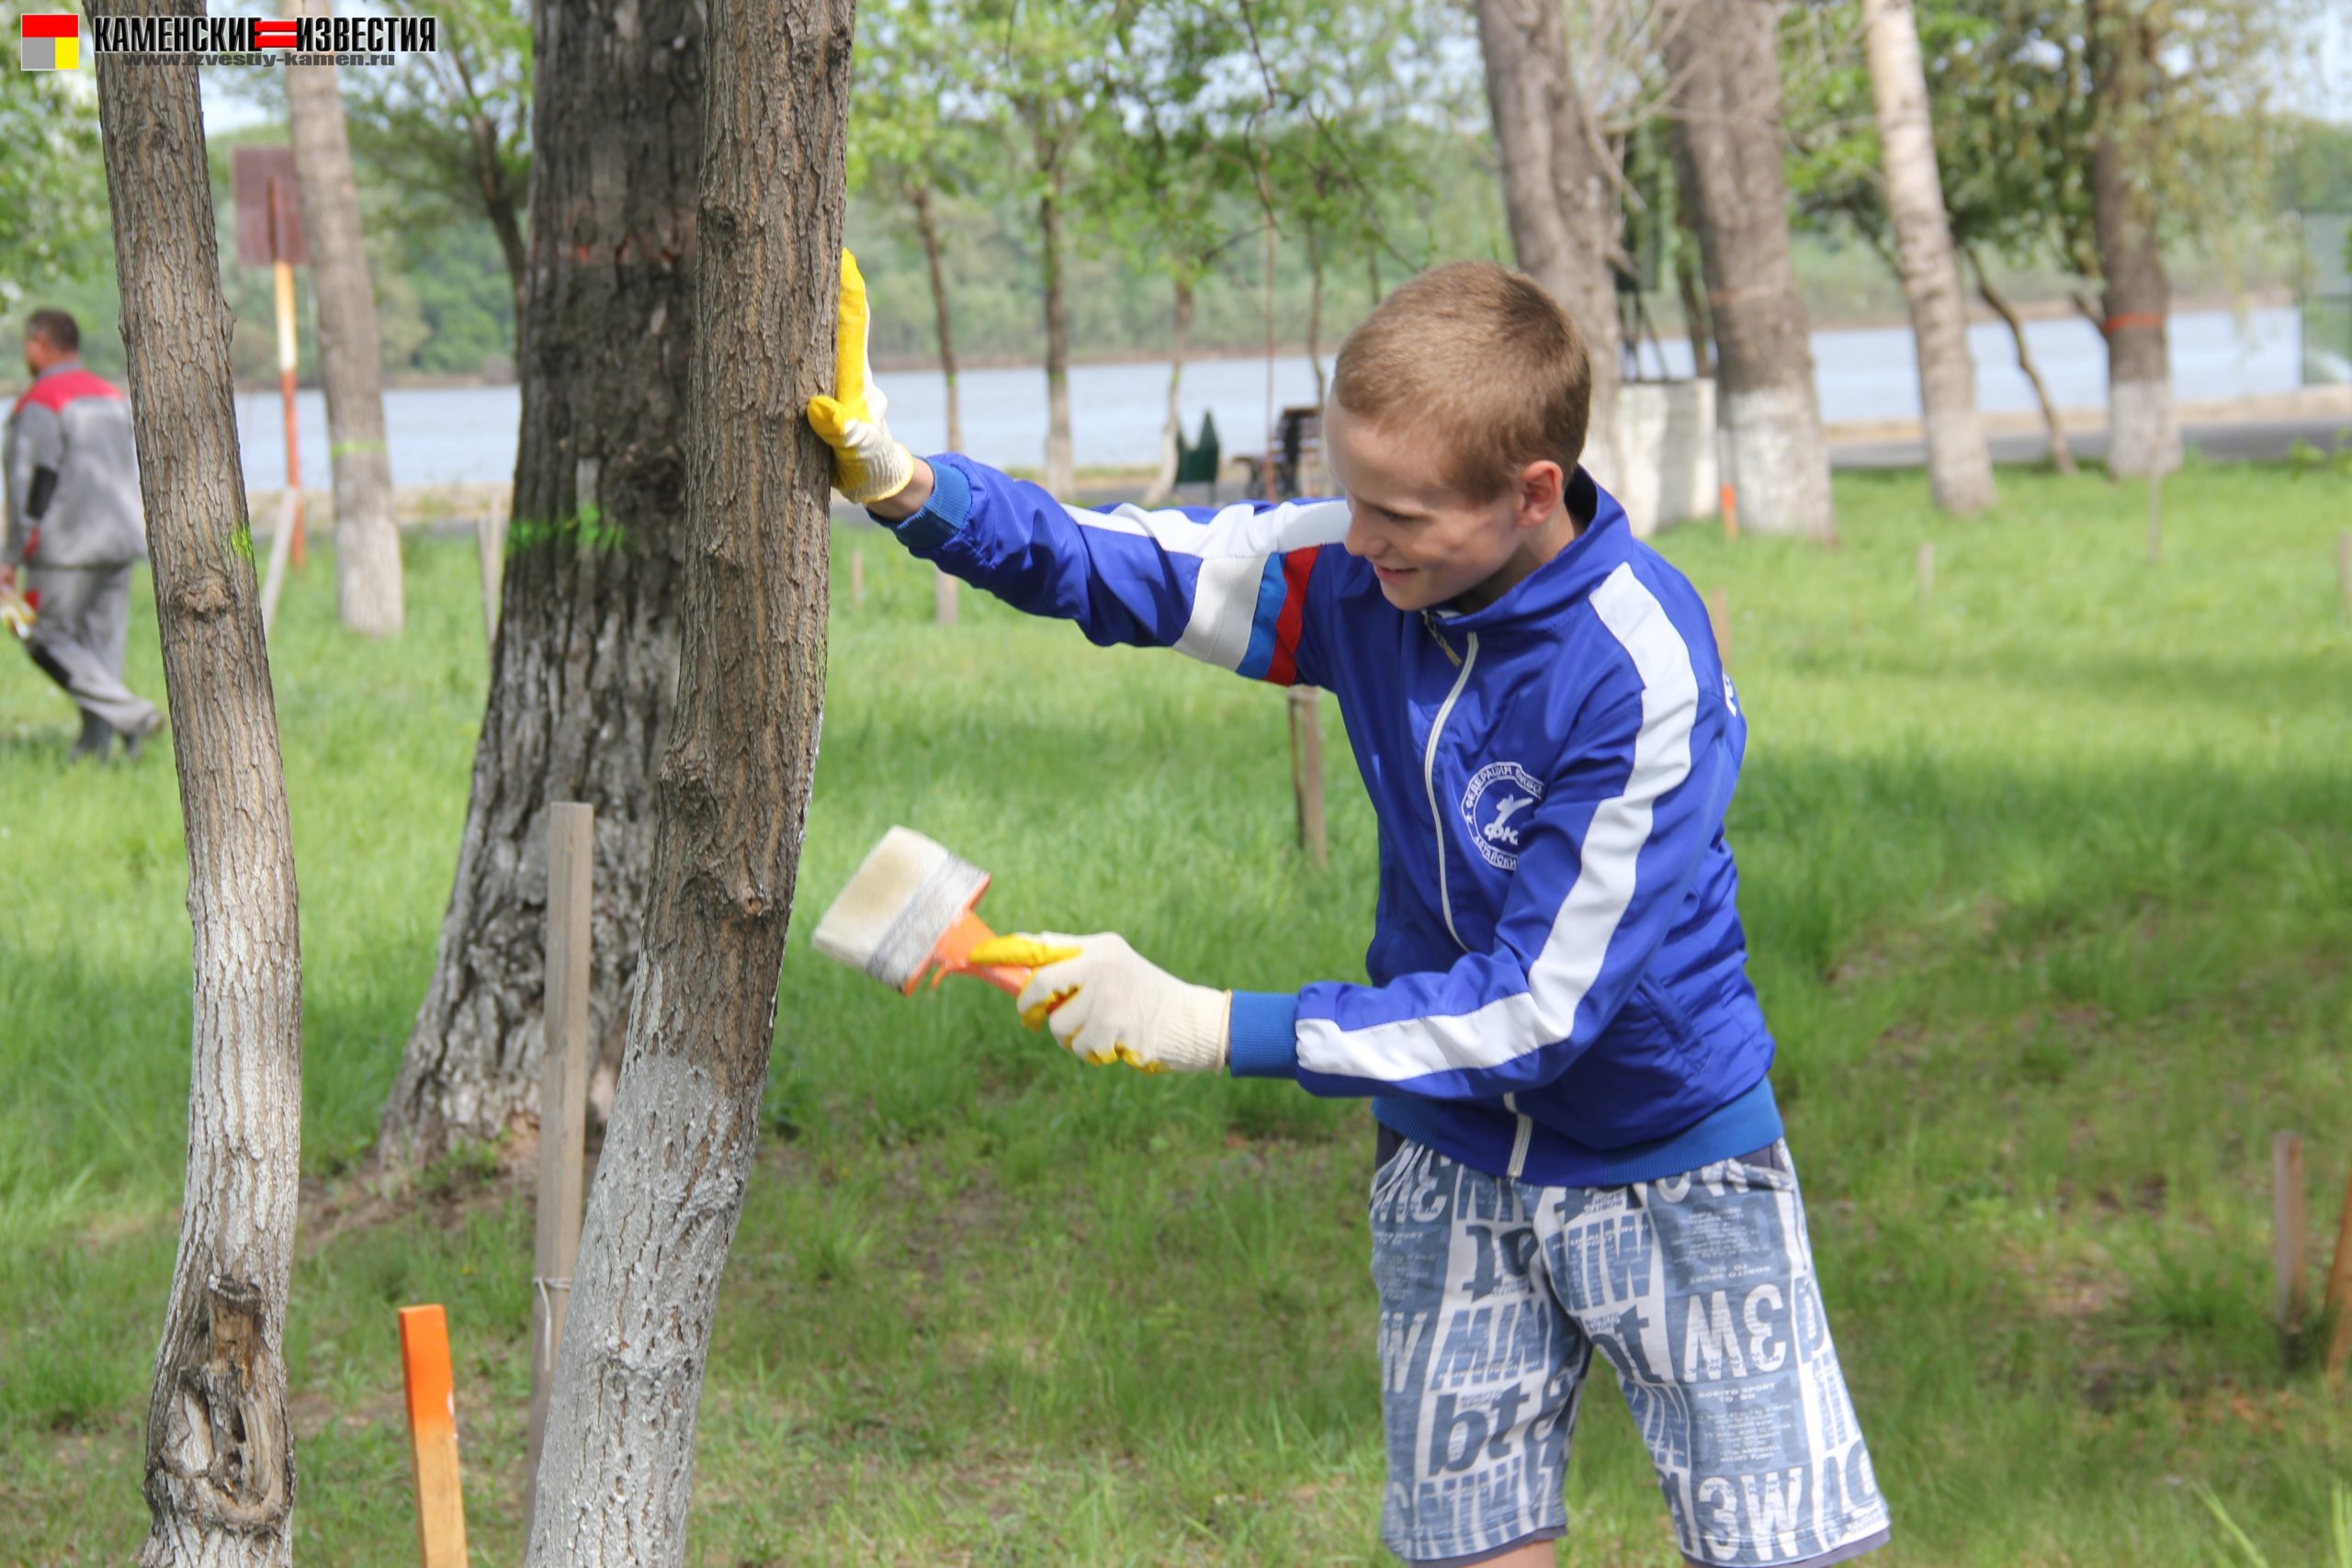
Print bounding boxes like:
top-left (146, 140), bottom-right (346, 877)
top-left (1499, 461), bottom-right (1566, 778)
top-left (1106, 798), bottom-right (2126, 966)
top-left (1423, 614), bottom-right (1533, 1179)
top-left (1419, 623), bottom-right (1478, 954)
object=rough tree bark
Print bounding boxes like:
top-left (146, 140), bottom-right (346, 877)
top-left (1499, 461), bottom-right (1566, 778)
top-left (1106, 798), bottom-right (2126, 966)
top-left (377, 0), bottom-right (702, 1166)
top-left (95, 9), bottom-right (305, 1562)
top-left (908, 176), bottom-right (962, 453)
top-left (1860, 0), bottom-right (1994, 513)
top-left (1475, 0), bottom-right (1623, 480)
top-left (288, 0), bottom-right (405, 635)
top-left (520, 0), bottom-right (851, 1557)
top-left (1036, 120), bottom-right (1075, 494)
top-left (1664, 0), bottom-right (1836, 540)
top-left (2086, 0), bottom-right (2178, 478)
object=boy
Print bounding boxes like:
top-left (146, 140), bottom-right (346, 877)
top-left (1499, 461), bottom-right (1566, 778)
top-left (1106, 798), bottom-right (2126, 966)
top-left (808, 254), bottom-right (1890, 1568)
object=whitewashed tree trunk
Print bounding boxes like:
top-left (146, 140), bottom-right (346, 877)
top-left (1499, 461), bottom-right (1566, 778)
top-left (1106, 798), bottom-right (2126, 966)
top-left (1860, 0), bottom-right (1994, 513)
top-left (1665, 0), bottom-right (1836, 541)
top-left (520, 0), bottom-right (852, 1559)
top-left (1475, 0), bottom-right (1623, 480)
top-left (96, 9), bottom-right (305, 1562)
top-left (288, 0), bottom-right (404, 634)
top-left (1140, 275), bottom-right (1192, 506)
top-left (1038, 137), bottom-right (1075, 495)
top-left (2087, 0), bottom-right (2178, 478)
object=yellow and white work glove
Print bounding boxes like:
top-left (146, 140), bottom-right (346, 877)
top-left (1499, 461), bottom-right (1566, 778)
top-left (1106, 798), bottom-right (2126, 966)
top-left (806, 250), bottom-right (916, 507)
top-left (967, 932), bottom-right (1232, 1074)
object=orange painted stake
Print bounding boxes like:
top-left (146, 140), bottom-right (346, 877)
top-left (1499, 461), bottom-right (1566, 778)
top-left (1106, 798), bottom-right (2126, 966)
top-left (398, 1304), bottom-right (469, 1567)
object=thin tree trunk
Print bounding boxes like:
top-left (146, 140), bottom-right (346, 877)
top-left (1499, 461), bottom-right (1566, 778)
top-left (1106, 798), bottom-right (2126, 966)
top-left (377, 0), bottom-right (702, 1168)
top-left (1675, 187), bottom-right (1713, 377)
top-left (1860, 0), bottom-right (1994, 513)
top-left (288, 0), bottom-right (405, 634)
top-left (96, 11), bottom-right (304, 1562)
top-left (477, 120), bottom-right (528, 329)
top-left (1141, 274), bottom-right (1193, 506)
top-left (2087, 0), bottom-right (2177, 478)
top-left (1664, 0), bottom-right (1836, 540)
top-left (909, 177), bottom-right (962, 453)
top-left (520, 0), bottom-right (850, 1556)
top-left (1969, 249), bottom-right (2077, 476)
top-left (1305, 213), bottom-right (1327, 408)
top-left (1475, 0), bottom-right (1623, 479)
top-left (1037, 130), bottom-right (1074, 494)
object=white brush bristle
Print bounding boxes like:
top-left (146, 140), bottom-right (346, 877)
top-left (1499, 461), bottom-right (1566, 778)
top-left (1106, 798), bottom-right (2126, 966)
top-left (811, 827), bottom-right (989, 990)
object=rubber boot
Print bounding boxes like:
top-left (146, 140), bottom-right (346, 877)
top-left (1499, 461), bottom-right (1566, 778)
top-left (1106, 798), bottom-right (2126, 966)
top-left (69, 710), bottom-right (114, 763)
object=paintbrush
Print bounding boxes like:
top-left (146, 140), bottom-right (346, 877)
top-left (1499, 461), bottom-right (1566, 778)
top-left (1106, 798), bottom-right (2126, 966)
top-left (810, 826), bottom-right (1032, 997)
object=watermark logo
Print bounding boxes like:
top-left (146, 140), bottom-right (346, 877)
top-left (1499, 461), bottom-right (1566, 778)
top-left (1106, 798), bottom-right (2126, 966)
top-left (19, 12), bottom-right (78, 71)
top-left (20, 10), bottom-right (441, 67)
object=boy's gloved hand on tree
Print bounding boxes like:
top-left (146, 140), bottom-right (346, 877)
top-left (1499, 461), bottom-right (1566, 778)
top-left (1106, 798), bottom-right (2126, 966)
top-left (967, 933), bottom-right (1232, 1075)
top-left (805, 250), bottom-right (916, 506)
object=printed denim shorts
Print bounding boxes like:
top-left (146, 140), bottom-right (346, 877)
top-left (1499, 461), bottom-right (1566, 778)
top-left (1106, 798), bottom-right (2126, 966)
top-left (1368, 1130), bottom-right (1891, 1567)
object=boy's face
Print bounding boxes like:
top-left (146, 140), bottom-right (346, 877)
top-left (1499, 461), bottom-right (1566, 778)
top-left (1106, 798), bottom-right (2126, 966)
top-left (1323, 400), bottom-right (1566, 615)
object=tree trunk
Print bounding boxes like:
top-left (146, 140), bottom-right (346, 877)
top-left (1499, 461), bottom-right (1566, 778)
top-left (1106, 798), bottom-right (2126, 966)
top-left (909, 177), bottom-right (962, 453)
top-left (1664, 0), bottom-right (1836, 540)
top-left (1037, 131), bottom-right (1074, 494)
top-left (1305, 213), bottom-right (1328, 408)
top-left (1969, 248), bottom-right (2077, 476)
top-left (2086, 0), bottom-right (2177, 478)
top-left (1475, 0), bottom-right (1623, 480)
top-left (1674, 187), bottom-right (1713, 377)
top-left (96, 13), bottom-right (305, 1563)
top-left (288, 0), bottom-right (406, 634)
top-left (377, 0), bottom-right (702, 1168)
top-left (1860, 0), bottom-right (1994, 513)
top-left (1140, 274), bottom-right (1193, 506)
top-left (520, 0), bottom-right (850, 1557)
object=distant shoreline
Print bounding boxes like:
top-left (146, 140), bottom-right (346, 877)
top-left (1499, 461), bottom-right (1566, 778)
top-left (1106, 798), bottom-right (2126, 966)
top-left (209, 287), bottom-right (2298, 395)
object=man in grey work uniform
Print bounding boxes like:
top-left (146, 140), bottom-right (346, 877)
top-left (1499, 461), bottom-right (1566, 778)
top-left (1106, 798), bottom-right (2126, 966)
top-left (4, 309), bottom-right (164, 761)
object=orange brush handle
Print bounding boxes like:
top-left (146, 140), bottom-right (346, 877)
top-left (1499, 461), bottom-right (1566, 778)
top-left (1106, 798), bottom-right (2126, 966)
top-left (915, 908), bottom-right (1031, 997)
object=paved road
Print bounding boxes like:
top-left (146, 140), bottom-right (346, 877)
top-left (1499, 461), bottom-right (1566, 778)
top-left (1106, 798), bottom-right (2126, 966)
top-left (1831, 414), bottom-right (2352, 469)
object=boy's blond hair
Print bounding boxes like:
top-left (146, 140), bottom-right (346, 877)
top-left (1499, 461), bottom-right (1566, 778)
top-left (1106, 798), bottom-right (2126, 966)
top-left (1330, 260), bottom-right (1590, 502)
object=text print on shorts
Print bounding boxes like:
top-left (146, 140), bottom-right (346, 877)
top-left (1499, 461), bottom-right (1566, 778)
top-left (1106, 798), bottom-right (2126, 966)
top-left (1368, 1136), bottom-right (1890, 1566)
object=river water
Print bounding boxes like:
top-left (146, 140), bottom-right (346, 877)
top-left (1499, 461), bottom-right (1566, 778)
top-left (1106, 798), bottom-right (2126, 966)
top-left (233, 303), bottom-right (2304, 491)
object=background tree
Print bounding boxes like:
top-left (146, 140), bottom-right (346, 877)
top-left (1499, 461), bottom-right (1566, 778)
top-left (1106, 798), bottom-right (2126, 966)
top-left (1665, 0), bottom-right (1837, 539)
top-left (851, 0), bottom-right (978, 452)
top-left (520, 0), bottom-right (851, 1555)
top-left (288, 0), bottom-right (406, 635)
top-left (969, 0), bottom-right (1119, 493)
top-left (94, 9), bottom-right (305, 1562)
top-left (1860, 0), bottom-right (1995, 511)
top-left (2085, 0), bottom-right (2176, 476)
top-left (1, 22), bottom-right (107, 317)
top-left (377, 0), bottom-right (702, 1166)
top-left (1473, 0), bottom-right (1627, 478)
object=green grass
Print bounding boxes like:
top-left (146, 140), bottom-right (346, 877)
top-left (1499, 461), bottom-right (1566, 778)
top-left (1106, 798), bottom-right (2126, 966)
top-left (2, 457), bottom-right (2349, 1564)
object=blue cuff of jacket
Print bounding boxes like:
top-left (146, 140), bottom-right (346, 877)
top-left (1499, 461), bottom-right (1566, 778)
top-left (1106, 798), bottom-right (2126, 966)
top-left (871, 456), bottom-right (969, 550)
top-left (1227, 991), bottom-right (1300, 1078)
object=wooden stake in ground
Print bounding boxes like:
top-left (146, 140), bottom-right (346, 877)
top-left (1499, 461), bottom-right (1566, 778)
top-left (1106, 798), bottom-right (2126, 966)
top-left (933, 563), bottom-right (958, 626)
top-left (521, 0), bottom-right (854, 1558)
top-left (850, 546), bottom-right (865, 607)
top-left (2322, 1154), bottom-right (2352, 1380)
top-left (1917, 541), bottom-right (1935, 601)
top-left (2336, 530), bottom-right (2349, 620)
top-left (525, 803), bottom-right (594, 1537)
top-left (1288, 685), bottom-right (1328, 868)
top-left (2274, 1131), bottom-right (2305, 1332)
top-left (474, 493), bottom-right (504, 651)
top-left (96, 11), bottom-right (306, 1562)
top-left (398, 1305), bottom-right (469, 1567)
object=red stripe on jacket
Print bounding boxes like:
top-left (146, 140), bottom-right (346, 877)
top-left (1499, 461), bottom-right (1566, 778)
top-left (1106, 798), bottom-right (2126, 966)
top-left (14, 368), bottom-right (124, 418)
top-left (1264, 546), bottom-right (1319, 687)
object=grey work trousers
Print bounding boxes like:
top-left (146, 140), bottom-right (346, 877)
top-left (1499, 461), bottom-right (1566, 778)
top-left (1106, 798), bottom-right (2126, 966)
top-left (22, 563), bottom-right (163, 739)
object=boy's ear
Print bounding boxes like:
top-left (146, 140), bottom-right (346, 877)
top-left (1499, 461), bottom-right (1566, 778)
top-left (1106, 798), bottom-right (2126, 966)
top-left (1514, 459), bottom-right (1565, 529)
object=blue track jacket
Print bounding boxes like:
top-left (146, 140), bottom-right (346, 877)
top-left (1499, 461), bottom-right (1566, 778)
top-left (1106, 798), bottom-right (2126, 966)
top-left (879, 455), bottom-right (1783, 1188)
